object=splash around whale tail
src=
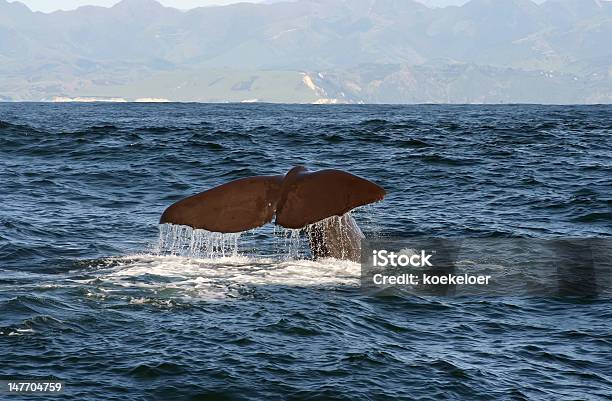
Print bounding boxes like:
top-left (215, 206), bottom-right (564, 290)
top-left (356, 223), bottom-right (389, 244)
top-left (159, 166), bottom-right (385, 233)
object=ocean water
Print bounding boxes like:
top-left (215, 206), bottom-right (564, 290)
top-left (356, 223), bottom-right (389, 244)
top-left (0, 103), bottom-right (611, 400)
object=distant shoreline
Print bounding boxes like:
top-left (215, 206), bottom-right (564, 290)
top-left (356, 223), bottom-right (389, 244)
top-left (1, 101), bottom-right (610, 106)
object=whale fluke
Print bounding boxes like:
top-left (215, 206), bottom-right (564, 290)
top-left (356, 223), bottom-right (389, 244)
top-left (275, 166), bottom-right (385, 229)
top-left (160, 175), bottom-right (284, 233)
top-left (160, 166), bottom-right (384, 261)
top-left (160, 166), bottom-right (385, 233)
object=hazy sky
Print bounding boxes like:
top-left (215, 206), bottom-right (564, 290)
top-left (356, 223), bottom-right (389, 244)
top-left (11, 0), bottom-right (550, 13)
top-left (11, 0), bottom-right (264, 12)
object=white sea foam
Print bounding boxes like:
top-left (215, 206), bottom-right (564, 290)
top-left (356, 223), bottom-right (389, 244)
top-left (69, 222), bottom-right (364, 303)
top-left (106, 253), bottom-right (359, 286)
top-left (74, 254), bottom-right (360, 303)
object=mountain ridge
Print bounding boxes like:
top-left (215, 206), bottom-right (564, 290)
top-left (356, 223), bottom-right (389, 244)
top-left (1, 0), bottom-right (610, 103)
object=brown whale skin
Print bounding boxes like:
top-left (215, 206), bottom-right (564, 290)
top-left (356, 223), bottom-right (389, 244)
top-left (159, 175), bottom-right (283, 233)
top-left (159, 166), bottom-right (385, 232)
top-left (275, 166), bottom-right (385, 229)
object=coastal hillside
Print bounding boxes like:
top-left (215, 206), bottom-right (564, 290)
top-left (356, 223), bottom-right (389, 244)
top-left (1, 0), bottom-right (611, 103)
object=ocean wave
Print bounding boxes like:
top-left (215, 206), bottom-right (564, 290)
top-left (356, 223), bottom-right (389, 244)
top-left (415, 154), bottom-right (481, 166)
top-left (1, 103), bottom-right (611, 399)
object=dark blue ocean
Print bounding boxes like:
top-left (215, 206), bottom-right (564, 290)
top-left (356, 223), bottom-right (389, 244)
top-left (0, 103), bottom-right (611, 400)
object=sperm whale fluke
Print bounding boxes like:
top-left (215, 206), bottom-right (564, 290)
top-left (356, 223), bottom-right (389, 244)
top-left (275, 166), bottom-right (385, 229)
top-left (160, 175), bottom-right (284, 233)
top-left (160, 166), bottom-right (385, 261)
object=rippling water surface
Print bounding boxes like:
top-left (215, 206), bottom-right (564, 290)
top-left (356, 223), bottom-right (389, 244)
top-left (1, 103), bottom-right (611, 400)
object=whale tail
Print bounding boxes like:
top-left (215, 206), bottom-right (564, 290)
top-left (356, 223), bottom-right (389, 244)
top-left (160, 166), bottom-right (385, 233)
